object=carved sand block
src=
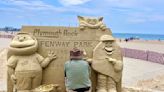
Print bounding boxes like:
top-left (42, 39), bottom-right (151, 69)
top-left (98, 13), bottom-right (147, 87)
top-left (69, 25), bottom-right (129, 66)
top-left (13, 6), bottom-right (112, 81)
top-left (7, 16), bottom-right (122, 92)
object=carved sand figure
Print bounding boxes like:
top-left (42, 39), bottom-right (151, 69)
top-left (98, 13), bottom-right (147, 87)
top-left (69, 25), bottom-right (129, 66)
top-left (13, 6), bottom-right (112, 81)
top-left (78, 16), bottom-right (107, 31)
top-left (92, 35), bottom-right (123, 92)
top-left (7, 32), bottom-right (57, 92)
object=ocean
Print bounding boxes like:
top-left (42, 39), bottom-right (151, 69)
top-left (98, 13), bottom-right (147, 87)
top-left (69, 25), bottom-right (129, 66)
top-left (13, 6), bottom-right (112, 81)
top-left (113, 33), bottom-right (164, 40)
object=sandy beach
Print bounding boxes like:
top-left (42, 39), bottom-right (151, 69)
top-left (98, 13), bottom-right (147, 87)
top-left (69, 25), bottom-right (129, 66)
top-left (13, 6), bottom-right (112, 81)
top-left (117, 40), bottom-right (164, 53)
top-left (118, 40), bottom-right (164, 91)
top-left (0, 38), bottom-right (164, 91)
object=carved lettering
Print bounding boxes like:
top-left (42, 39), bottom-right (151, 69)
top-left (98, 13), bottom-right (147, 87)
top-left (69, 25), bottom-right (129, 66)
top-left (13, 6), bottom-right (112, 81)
top-left (39, 41), bottom-right (70, 47)
top-left (33, 29), bottom-right (78, 37)
top-left (33, 29), bottom-right (62, 38)
top-left (73, 41), bottom-right (93, 47)
top-left (63, 30), bottom-right (78, 36)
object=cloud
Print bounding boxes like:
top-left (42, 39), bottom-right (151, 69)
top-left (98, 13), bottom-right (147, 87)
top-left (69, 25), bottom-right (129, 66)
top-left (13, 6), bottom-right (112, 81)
top-left (0, 0), bottom-right (64, 12)
top-left (1, 0), bottom-right (45, 8)
top-left (58, 0), bottom-right (91, 6)
top-left (128, 18), bottom-right (146, 23)
top-left (149, 15), bottom-right (164, 22)
top-left (127, 13), bottom-right (164, 23)
top-left (1, 0), bottom-right (164, 26)
top-left (0, 0), bottom-right (95, 14)
top-left (104, 0), bottom-right (138, 8)
top-left (103, 0), bottom-right (164, 23)
top-left (0, 0), bottom-right (100, 24)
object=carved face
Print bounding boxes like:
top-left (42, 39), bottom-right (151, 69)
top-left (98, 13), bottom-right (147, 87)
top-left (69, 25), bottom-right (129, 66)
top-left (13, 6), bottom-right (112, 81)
top-left (11, 34), bottom-right (35, 48)
top-left (103, 41), bottom-right (114, 55)
top-left (9, 33), bottom-right (38, 55)
top-left (78, 16), bottom-right (103, 25)
top-left (86, 18), bottom-right (99, 25)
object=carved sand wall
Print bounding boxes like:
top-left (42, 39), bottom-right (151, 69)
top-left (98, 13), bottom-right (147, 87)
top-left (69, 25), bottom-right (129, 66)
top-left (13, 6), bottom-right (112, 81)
top-left (7, 26), bottom-right (113, 92)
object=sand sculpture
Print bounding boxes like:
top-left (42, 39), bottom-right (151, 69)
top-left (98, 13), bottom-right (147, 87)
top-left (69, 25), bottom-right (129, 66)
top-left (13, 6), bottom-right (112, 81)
top-left (91, 35), bottom-right (123, 92)
top-left (78, 16), bottom-right (107, 31)
top-left (33, 84), bottom-right (60, 92)
top-left (7, 16), bottom-right (123, 92)
top-left (7, 32), bottom-right (57, 92)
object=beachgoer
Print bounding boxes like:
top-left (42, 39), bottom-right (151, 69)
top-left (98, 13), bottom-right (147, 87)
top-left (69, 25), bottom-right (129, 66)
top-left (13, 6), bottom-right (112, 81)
top-left (64, 48), bottom-right (91, 92)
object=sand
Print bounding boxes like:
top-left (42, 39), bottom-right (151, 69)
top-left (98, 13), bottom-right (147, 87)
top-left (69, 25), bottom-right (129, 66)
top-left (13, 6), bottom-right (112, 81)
top-left (0, 38), bottom-right (11, 91)
top-left (118, 40), bottom-right (164, 91)
top-left (117, 40), bottom-right (164, 53)
top-left (0, 48), bottom-right (7, 91)
top-left (0, 38), bottom-right (164, 92)
top-left (0, 38), bottom-right (11, 49)
top-left (123, 57), bottom-right (164, 86)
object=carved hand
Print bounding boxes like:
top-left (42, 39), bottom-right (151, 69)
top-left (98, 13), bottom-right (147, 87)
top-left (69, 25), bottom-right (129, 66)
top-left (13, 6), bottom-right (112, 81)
top-left (82, 49), bottom-right (92, 64)
top-left (82, 49), bottom-right (87, 56)
top-left (48, 51), bottom-right (57, 61)
top-left (11, 74), bottom-right (16, 84)
top-left (105, 57), bottom-right (117, 64)
top-left (86, 58), bottom-right (92, 64)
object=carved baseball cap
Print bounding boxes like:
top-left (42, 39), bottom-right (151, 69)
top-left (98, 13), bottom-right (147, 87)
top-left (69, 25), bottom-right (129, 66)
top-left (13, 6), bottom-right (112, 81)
top-left (100, 35), bottom-right (115, 41)
top-left (70, 48), bottom-right (83, 60)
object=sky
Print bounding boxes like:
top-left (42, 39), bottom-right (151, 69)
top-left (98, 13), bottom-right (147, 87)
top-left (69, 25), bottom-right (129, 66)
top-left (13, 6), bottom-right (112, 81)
top-left (0, 0), bottom-right (164, 34)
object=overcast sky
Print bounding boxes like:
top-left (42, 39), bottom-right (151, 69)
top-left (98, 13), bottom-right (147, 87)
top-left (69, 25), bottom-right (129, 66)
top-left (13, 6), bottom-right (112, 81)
top-left (0, 0), bottom-right (164, 34)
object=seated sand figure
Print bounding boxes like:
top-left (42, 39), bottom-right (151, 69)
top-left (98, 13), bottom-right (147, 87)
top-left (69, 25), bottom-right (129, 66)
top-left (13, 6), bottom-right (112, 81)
top-left (78, 16), bottom-right (107, 31)
top-left (90, 35), bottom-right (123, 92)
top-left (7, 32), bottom-right (57, 92)
top-left (64, 48), bottom-right (91, 92)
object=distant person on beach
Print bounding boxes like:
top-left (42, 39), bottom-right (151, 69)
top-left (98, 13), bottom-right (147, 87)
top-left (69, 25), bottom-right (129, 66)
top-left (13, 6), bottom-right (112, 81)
top-left (119, 39), bottom-right (121, 42)
top-left (64, 48), bottom-right (91, 92)
top-left (125, 38), bottom-right (128, 42)
top-left (158, 39), bottom-right (161, 41)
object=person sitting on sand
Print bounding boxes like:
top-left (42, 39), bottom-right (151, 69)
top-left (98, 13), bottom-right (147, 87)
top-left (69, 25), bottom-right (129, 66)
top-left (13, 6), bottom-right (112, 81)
top-left (64, 48), bottom-right (91, 92)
